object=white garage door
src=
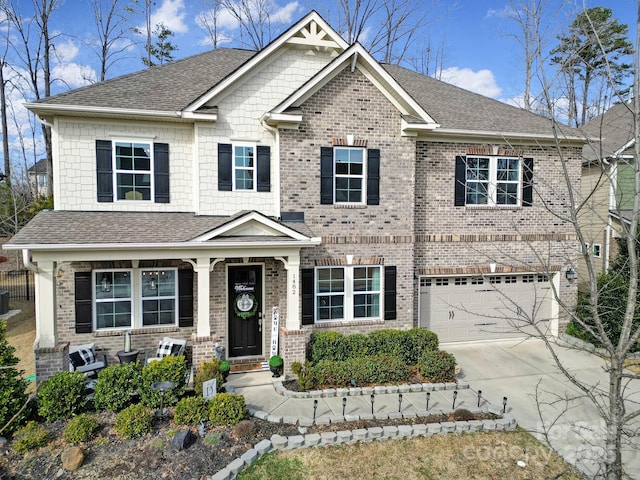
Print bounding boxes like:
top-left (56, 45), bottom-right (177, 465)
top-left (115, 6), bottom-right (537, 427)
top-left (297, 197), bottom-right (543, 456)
top-left (419, 274), bottom-right (554, 343)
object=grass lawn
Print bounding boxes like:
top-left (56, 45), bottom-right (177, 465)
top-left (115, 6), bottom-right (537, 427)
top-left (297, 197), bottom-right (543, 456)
top-left (3, 299), bottom-right (36, 385)
top-left (238, 430), bottom-right (582, 480)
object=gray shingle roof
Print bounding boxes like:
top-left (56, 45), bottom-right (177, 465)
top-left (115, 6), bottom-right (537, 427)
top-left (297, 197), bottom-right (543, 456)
top-left (6, 211), bottom-right (316, 247)
top-left (582, 101), bottom-right (635, 162)
top-left (33, 45), bottom-right (579, 137)
top-left (35, 48), bottom-right (256, 112)
top-left (382, 64), bottom-right (572, 136)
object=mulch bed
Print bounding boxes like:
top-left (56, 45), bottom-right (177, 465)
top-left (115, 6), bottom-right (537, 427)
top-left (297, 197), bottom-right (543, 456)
top-left (0, 407), bottom-right (497, 480)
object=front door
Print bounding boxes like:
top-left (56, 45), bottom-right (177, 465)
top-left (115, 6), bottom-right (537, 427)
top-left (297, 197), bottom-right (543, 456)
top-left (228, 265), bottom-right (262, 357)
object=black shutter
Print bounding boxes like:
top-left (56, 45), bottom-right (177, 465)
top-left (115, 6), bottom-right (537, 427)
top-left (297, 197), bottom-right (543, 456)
top-left (178, 269), bottom-right (194, 328)
top-left (154, 143), bottom-right (170, 203)
top-left (218, 143), bottom-right (232, 191)
top-left (257, 145), bottom-right (271, 192)
top-left (320, 147), bottom-right (334, 204)
top-left (96, 140), bottom-right (113, 202)
top-left (367, 148), bottom-right (380, 205)
top-left (301, 268), bottom-right (315, 325)
top-left (522, 157), bottom-right (534, 207)
top-left (75, 272), bottom-right (93, 334)
top-left (454, 155), bottom-right (466, 206)
top-left (384, 266), bottom-right (397, 321)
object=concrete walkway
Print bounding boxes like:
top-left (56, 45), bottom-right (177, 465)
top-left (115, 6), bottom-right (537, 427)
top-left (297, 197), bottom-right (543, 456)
top-left (446, 339), bottom-right (640, 479)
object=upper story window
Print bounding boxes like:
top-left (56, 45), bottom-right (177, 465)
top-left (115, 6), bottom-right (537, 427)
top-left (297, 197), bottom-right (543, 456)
top-left (320, 146), bottom-right (380, 205)
top-left (218, 143), bottom-right (270, 192)
top-left (335, 147), bottom-right (365, 203)
top-left (455, 155), bottom-right (533, 208)
top-left (233, 145), bottom-right (256, 191)
top-left (115, 142), bottom-right (152, 200)
top-left (465, 156), bottom-right (520, 206)
top-left (95, 140), bottom-right (169, 204)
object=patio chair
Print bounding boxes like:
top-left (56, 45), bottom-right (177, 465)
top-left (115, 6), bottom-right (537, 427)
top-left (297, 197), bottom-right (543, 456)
top-left (145, 336), bottom-right (187, 365)
top-left (69, 343), bottom-right (108, 377)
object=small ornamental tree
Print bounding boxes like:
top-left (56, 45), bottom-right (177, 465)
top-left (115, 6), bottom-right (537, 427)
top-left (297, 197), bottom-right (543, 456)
top-left (0, 320), bottom-right (29, 435)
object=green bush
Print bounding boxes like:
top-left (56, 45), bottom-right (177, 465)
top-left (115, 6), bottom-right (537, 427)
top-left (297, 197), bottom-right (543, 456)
top-left (208, 393), bottom-right (247, 426)
top-left (93, 363), bottom-right (142, 412)
top-left (115, 403), bottom-right (152, 439)
top-left (194, 358), bottom-right (223, 396)
top-left (307, 331), bottom-right (349, 363)
top-left (37, 371), bottom-right (88, 422)
top-left (268, 355), bottom-right (283, 368)
top-left (290, 361), bottom-right (314, 391)
top-left (63, 414), bottom-right (100, 444)
top-left (0, 320), bottom-right (29, 435)
top-left (174, 396), bottom-right (208, 426)
top-left (310, 354), bottom-right (409, 389)
top-left (12, 421), bottom-right (49, 454)
top-left (139, 355), bottom-right (187, 408)
top-left (307, 329), bottom-right (440, 366)
top-left (419, 350), bottom-right (456, 383)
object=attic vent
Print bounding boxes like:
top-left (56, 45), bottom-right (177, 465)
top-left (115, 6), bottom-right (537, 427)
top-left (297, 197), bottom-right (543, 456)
top-left (280, 211), bottom-right (304, 223)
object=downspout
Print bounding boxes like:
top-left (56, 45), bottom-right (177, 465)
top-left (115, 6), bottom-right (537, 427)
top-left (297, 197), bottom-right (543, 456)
top-left (605, 222), bottom-right (611, 271)
top-left (22, 248), bottom-right (38, 273)
top-left (261, 119), bottom-right (281, 217)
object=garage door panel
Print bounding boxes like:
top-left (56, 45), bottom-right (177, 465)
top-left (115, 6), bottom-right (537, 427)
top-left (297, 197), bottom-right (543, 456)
top-left (420, 274), bottom-right (554, 343)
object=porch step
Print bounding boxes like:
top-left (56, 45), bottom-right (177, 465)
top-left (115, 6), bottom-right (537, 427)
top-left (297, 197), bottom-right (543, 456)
top-left (226, 370), bottom-right (273, 388)
top-left (229, 361), bottom-right (268, 373)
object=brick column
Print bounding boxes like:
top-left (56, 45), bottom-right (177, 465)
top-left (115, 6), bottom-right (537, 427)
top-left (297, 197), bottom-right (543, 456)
top-left (191, 336), bottom-right (224, 371)
top-left (279, 327), bottom-right (306, 375)
top-left (35, 342), bottom-right (69, 385)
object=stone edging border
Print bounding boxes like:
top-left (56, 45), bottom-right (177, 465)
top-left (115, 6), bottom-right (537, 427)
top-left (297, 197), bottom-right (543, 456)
top-left (210, 380), bottom-right (513, 480)
top-left (559, 333), bottom-right (640, 359)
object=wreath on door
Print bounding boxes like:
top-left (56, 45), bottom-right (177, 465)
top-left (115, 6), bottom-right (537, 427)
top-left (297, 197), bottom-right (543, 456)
top-left (234, 292), bottom-right (258, 319)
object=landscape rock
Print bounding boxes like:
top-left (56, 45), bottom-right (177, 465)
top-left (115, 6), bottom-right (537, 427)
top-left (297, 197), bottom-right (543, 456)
top-left (61, 446), bottom-right (84, 471)
top-left (170, 429), bottom-right (195, 451)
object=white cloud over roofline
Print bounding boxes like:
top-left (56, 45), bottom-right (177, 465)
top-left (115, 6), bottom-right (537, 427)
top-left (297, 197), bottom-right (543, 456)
top-left (437, 66), bottom-right (502, 99)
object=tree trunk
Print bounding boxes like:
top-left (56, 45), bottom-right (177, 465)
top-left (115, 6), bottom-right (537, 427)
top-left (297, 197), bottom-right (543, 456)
top-left (0, 61), bottom-right (10, 180)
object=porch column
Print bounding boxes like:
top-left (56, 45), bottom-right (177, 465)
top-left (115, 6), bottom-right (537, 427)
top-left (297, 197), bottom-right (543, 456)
top-left (195, 257), bottom-right (211, 337)
top-left (34, 260), bottom-right (56, 348)
top-left (285, 253), bottom-right (300, 330)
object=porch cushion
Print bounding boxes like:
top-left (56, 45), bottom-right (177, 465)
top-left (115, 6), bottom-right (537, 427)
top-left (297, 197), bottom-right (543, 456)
top-left (69, 344), bottom-right (96, 368)
top-left (156, 341), bottom-right (182, 358)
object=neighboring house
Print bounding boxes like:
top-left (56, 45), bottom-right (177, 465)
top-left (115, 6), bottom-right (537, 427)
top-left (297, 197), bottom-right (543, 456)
top-left (27, 158), bottom-right (49, 198)
top-left (579, 101), bottom-right (636, 289)
top-left (6, 11), bottom-right (583, 383)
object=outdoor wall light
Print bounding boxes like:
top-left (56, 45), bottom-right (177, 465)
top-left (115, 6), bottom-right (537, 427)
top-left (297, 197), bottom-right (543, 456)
top-left (565, 268), bottom-right (578, 282)
top-left (101, 276), bottom-right (111, 292)
top-left (149, 276), bottom-right (157, 290)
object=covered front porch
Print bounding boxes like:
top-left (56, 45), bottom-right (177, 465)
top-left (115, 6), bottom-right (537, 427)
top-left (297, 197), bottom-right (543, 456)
top-left (5, 211), bottom-right (320, 383)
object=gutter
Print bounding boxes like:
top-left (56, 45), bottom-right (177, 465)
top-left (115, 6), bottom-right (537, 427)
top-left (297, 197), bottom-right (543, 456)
top-left (22, 249), bottom-right (38, 273)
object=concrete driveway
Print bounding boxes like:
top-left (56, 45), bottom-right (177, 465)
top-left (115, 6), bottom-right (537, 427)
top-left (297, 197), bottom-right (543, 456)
top-left (445, 339), bottom-right (640, 479)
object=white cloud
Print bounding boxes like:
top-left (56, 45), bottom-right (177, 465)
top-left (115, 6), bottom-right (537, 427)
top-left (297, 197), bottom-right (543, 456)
top-left (438, 67), bottom-right (502, 98)
top-left (151, 0), bottom-right (188, 34)
top-left (52, 63), bottom-right (97, 89)
top-left (54, 39), bottom-right (80, 64)
top-left (270, 1), bottom-right (300, 24)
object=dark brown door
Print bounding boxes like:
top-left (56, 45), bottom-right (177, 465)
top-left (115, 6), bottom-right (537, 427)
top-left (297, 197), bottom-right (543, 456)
top-left (228, 265), bottom-right (262, 357)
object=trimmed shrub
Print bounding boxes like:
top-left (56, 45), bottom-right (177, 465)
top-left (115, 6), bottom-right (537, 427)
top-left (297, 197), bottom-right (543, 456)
top-left (402, 329), bottom-right (439, 365)
top-left (290, 361), bottom-right (314, 391)
top-left (37, 371), bottom-right (88, 422)
top-left (0, 320), bottom-right (29, 435)
top-left (63, 414), bottom-right (100, 444)
top-left (310, 354), bottom-right (409, 389)
top-left (208, 393), bottom-right (247, 426)
top-left (174, 396), bottom-right (208, 426)
top-left (115, 403), bottom-right (152, 439)
top-left (93, 363), bottom-right (142, 412)
top-left (345, 333), bottom-right (371, 358)
top-left (419, 350), bottom-right (456, 383)
top-left (307, 331), bottom-right (349, 362)
top-left (12, 421), bottom-right (49, 454)
top-left (139, 355), bottom-right (187, 408)
top-left (367, 329), bottom-right (404, 359)
top-left (268, 355), bottom-right (283, 368)
top-left (194, 358), bottom-right (224, 396)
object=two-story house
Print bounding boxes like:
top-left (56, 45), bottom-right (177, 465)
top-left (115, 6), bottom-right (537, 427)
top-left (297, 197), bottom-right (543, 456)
top-left (579, 100), bottom-right (636, 289)
top-left (6, 11), bottom-right (583, 382)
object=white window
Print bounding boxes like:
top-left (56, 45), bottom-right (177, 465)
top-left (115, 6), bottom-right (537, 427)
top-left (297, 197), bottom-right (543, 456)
top-left (114, 142), bottom-right (153, 200)
top-left (95, 269), bottom-right (133, 329)
top-left (94, 268), bottom-right (177, 330)
top-left (335, 147), bottom-right (365, 203)
top-left (316, 266), bottom-right (381, 322)
top-left (234, 144), bottom-right (255, 191)
top-left (466, 156), bottom-right (521, 206)
top-left (141, 269), bottom-right (177, 326)
top-left (592, 244), bottom-right (602, 258)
